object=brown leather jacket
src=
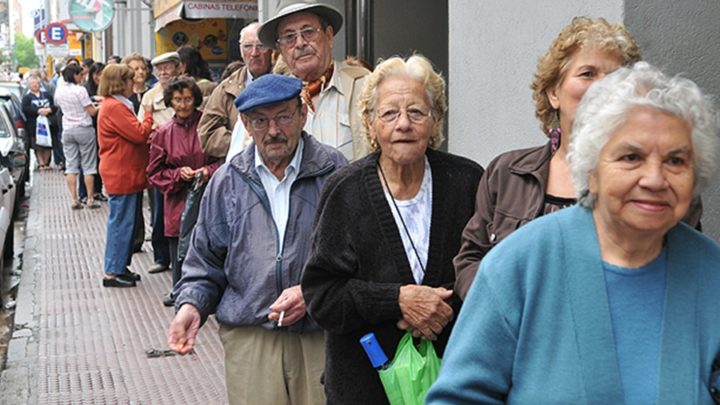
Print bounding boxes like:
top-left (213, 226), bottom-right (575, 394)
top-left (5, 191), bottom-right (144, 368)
top-left (197, 67), bottom-right (248, 158)
top-left (453, 142), bottom-right (703, 299)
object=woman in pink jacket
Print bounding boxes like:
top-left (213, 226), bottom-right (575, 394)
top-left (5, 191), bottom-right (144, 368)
top-left (147, 76), bottom-right (222, 306)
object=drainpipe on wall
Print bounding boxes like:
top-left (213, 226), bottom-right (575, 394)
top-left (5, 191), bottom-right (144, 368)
top-left (139, 0), bottom-right (155, 56)
top-left (356, 0), bottom-right (372, 65)
top-left (114, 0), bottom-right (127, 56)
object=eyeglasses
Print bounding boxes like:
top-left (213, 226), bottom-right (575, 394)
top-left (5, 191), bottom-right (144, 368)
top-left (240, 43), bottom-right (269, 52)
top-left (276, 27), bottom-right (324, 47)
top-left (375, 107), bottom-right (433, 124)
top-left (248, 107), bottom-right (299, 131)
top-left (155, 64), bottom-right (177, 73)
top-left (171, 96), bottom-right (194, 105)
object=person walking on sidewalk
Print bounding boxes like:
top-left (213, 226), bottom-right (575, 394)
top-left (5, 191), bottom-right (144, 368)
top-left (53, 63), bottom-right (101, 210)
top-left (140, 52), bottom-right (182, 275)
top-left (147, 76), bottom-right (222, 305)
top-left (168, 75), bottom-right (347, 405)
top-left (97, 64), bottom-right (154, 288)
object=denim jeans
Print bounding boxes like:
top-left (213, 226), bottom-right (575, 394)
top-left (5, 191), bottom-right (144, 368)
top-left (104, 193), bottom-right (142, 275)
top-left (150, 187), bottom-right (171, 266)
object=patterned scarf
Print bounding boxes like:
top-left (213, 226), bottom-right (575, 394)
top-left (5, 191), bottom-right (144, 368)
top-left (301, 63), bottom-right (334, 112)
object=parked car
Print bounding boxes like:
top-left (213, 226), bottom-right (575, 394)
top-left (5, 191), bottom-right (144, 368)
top-left (0, 104), bottom-right (23, 264)
top-left (0, 87), bottom-right (30, 188)
top-left (0, 81), bottom-right (24, 99)
top-left (0, 166), bottom-right (16, 263)
top-left (0, 102), bottom-right (28, 207)
top-left (0, 86), bottom-right (27, 130)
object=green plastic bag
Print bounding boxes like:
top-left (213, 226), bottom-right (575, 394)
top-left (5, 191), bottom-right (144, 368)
top-left (378, 332), bottom-right (441, 405)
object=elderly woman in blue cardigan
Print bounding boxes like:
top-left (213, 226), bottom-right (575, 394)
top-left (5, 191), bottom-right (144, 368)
top-left (427, 62), bottom-right (720, 404)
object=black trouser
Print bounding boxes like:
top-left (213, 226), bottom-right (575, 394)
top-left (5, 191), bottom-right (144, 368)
top-left (168, 237), bottom-right (180, 287)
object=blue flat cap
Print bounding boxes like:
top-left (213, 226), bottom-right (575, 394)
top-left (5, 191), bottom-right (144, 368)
top-left (235, 74), bottom-right (303, 113)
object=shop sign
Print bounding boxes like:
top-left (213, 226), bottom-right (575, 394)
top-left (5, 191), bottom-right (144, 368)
top-left (69, 0), bottom-right (114, 32)
top-left (184, 1), bottom-right (258, 19)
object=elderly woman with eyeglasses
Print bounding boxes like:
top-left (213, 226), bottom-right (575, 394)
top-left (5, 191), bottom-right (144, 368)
top-left (427, 62), bottom-right (720, 404)
top-left (301, 55), bottom-right (484, 404)
top-left (147, 76), bottom-right (222, 306)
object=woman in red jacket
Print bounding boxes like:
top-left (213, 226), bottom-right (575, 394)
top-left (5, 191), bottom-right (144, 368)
top-left (97, 64), bottom-right (154, 288)
top-left (147, 76), bottom-right (222, 305)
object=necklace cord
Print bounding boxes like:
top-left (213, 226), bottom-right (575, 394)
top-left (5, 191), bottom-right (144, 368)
top-left (377, 161), bottom-right (427, 278)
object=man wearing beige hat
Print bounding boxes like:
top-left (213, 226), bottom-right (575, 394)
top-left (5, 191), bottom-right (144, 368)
top-left (258, 0), bottom-right (370, 161)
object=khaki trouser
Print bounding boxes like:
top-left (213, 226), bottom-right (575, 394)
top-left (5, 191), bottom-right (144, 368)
top-left (219, 325), bottom-right (326, 405)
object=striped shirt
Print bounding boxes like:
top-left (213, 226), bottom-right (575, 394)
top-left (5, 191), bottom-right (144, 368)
top-left (54, 82), bottom-right (93, 129)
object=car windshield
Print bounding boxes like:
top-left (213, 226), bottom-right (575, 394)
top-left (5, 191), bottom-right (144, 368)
top-left (0, 107), bottom-right (11, 138)
top-left (0, 82), bottom-right (22, 99)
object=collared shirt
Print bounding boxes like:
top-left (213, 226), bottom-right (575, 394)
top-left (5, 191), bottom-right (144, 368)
top-left (112, 94), bottom-right (135, 113)
top-left (244, 69), bottom-right (255, 89)
top-left (226, 119), bottom-right (253, 163)
top-left (54, 82), bottom-right (93, 129)
top-left (303, 62), bottom-right (353, 159)
top-left (254, 138), bottom-right (304, 251)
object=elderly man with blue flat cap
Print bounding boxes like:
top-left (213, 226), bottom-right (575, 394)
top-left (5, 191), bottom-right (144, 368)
top-left (167, 74), bottom-right (347, 405)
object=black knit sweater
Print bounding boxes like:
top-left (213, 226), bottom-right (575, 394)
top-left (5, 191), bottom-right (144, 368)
top-left (302, 149), bottom-right (484, 404)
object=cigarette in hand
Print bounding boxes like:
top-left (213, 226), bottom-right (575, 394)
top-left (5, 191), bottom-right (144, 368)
top-left (278, 310), bottom-right (285, 327)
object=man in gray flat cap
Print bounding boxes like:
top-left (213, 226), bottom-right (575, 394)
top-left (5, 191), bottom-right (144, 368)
top-left (140, 52), bottom-right (181, 128)
top-left (168, 74), bottom-right (347, 405)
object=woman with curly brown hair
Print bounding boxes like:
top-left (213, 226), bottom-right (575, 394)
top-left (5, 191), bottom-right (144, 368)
top-left (454, 17), bottom-right (648, 299)
top-left (453, 17), bottom-right (705, 300)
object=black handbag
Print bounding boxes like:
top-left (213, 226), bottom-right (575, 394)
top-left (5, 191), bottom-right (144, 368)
top-left (177, 173), bottom-right (207, 264)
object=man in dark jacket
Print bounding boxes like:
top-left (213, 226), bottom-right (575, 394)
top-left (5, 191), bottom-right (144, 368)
top-left (168, 74), bottom-right (347, 405)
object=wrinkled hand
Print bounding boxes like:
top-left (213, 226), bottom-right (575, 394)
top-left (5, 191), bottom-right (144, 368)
top-left (268, 285), bottom-right (306, 327)
top-left (397, 285), bottom-right (454, 340)
top-left (179, 166), bottom-right (195, 181)
top-left (168, 304), bottom-right (201, 355)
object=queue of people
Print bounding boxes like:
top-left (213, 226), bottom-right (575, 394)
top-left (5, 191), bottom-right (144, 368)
top-left (31, 0), bottom-right (720, 404)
